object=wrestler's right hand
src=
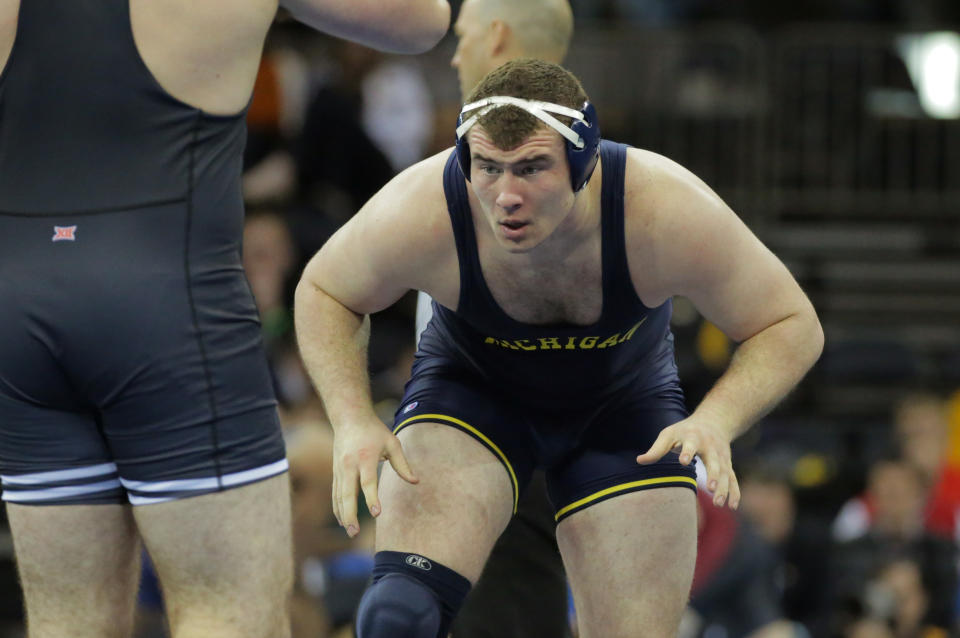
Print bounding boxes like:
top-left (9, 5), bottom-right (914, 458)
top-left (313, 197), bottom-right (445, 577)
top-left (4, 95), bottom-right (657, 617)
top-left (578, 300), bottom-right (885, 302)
top-left (331, 419), bottom-right (419, 538)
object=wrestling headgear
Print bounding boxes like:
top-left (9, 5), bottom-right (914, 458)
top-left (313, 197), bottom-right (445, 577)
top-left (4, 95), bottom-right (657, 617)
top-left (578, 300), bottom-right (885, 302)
top-left (455, 96), bottom-right (601, 193)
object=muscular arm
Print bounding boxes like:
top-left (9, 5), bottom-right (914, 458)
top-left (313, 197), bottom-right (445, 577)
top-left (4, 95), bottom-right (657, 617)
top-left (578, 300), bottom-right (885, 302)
top-left (689, 296), bottom-right (822, 441)
top-left (280, 0), bottom-right (450, 54)
top-left (295, 153), bottom-right (450, 423)
top-left (631, 151), bottom-right (823, 505)
top-left (634, 151), bottom-right (823, 436)
top-left (294, 152), bottom-right (453, 534)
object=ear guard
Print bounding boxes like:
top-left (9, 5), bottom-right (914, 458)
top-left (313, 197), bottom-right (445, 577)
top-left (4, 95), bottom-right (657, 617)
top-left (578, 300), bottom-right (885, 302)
top-left (455, 97), bottom-right (601, 192)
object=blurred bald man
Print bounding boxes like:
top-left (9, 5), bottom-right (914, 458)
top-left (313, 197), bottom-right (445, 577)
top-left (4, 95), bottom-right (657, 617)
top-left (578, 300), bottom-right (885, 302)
top-left (451, 0), bottom-right (573, 96)
top-left (412, 2), bottom-right (574, 636)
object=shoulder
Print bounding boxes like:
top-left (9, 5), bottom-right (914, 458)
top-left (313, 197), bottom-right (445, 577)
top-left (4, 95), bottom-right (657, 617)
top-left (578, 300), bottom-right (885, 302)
top-left (310, 147), bottom-right (457, 305)
top-left (620, 147), bottom-right (742, 303)
top-left (623, 147), bottom-right (722, 214)
top-left (622, 147), bottom-right (728, 251)
top-left (381, 147), bottom-right (452, 203)
top-left (364, 148), bottom-right (453, 236)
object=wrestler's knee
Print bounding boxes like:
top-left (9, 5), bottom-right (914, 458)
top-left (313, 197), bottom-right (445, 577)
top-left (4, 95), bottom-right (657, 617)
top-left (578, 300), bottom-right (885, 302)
top-left (356, 551), bottom-right (471, 638)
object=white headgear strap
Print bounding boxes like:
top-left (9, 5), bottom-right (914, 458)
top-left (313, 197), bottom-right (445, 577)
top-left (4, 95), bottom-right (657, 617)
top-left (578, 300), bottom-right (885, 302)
top-left (456, 96), bottom-right (586, 149)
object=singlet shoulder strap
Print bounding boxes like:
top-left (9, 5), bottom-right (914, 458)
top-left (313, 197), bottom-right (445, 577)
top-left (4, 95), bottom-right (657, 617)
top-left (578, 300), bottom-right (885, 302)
top-left (441, 151), bottom-right (484, 314)
top-left (598, 140), bottom-right (643, 306)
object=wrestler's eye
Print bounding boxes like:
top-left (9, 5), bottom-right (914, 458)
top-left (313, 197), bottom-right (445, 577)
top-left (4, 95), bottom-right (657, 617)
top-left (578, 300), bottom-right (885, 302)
top-left (478, 164), bottom-right (502, 176)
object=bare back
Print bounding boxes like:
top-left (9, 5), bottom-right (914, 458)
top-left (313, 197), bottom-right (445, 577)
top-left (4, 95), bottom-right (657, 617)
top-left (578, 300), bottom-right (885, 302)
top-left (0, 0), bottom-right (277, 116)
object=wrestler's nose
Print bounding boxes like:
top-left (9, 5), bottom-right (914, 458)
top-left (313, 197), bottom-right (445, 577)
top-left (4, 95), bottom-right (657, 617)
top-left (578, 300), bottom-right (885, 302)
top-left (496, 191), bottom-right (522, 213)
top-left (495, 176), bottom-right (523, 212)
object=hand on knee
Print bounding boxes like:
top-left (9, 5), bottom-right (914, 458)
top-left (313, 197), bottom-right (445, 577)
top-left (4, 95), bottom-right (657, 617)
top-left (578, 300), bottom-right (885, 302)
top-left (355, 551), bottom-right (470, 638)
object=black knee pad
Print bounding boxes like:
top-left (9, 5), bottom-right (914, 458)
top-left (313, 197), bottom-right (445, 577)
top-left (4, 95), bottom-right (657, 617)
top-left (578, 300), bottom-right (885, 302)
top-left (355, 551), bottom-right (471, 638)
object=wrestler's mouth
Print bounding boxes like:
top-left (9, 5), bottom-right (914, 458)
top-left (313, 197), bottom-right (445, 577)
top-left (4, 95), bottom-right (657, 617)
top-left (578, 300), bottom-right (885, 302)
top-left (499, 219), bottom-right (530, 241)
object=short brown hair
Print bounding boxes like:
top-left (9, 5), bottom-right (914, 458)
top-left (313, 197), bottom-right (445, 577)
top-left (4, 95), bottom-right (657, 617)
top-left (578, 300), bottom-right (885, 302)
top-left (464, 58), bottom-right (589, 150)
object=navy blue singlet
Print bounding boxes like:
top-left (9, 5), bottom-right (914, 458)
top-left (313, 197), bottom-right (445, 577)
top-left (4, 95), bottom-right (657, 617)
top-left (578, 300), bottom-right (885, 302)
top-left (0, 0), bottom-right (246, 218)
top-left (0, 1), bottom-right (285, 506)
top-left (416, 141), bottom-right (680, 408)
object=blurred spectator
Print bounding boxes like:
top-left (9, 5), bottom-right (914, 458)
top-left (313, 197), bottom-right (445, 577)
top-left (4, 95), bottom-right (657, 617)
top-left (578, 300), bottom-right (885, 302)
top-left (286, 414), bottom-right (338, 638)
top-left (684, 490), bottom-right (808, 638)
top-left (870, 559), bottom-right (946, 638)
top-left (829, 456), bottom-right (958, 634)
top-left (243, 28), bottom-right (312, 206)
top-left (244, 209), bottom-right (297, 343)
top-left (845, 617), bottom-right (896, 638)
top-left (833, 393), bottom-right (960, 543)
top-left (836, 557), bottom-right (949, 638)
top-left (296, 40), bottom-right (433, 225)
top-left (242, 210), bottom-right (317, 409)
top-left (284, 402), bottom-right (377, 638)
top-left (899, 393), bottom-right (960, 543)
top-left (360, 54), bottom-right (434, 172)
top-left (740, 463), bottom-right (833, 634)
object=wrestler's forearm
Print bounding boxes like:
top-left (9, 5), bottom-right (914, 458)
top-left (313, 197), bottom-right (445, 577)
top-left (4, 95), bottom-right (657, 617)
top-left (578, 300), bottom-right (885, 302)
top-left (280, 0), bottom-right (450, 54)
top-left (692, 310), bottom-right (823, 441)
top-left (293, 280), bottom-right (379, 428)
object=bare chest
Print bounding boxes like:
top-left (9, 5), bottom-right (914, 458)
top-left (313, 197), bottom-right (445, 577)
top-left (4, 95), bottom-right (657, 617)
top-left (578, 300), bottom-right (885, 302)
top-left (479, 254), bottom-right (604, 326)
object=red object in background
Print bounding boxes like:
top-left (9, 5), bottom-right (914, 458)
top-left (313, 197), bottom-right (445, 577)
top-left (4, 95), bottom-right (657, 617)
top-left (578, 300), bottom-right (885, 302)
top-left (925, 465), bottom-right (960, 540)
top-left (691, 490), bottom-right (740, 596)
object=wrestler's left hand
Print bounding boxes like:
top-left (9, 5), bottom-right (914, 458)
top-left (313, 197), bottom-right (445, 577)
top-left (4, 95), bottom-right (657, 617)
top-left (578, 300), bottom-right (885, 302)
top-left (635, 416), bottom-right (740, 509)
top-left (332, 418), bottom-right (419, 538)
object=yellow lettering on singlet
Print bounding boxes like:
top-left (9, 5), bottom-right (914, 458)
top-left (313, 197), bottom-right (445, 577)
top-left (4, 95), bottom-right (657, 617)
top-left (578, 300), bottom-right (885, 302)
top-left (482, 316), bottom-right (649, 352)
top-left (537, 337), bottom-right (562, 350)
top-left (485, 337), bottom-right (516, 350)
top-left (596, 334), bottom-right (621, 349)
top-left (618, 317), bottom-right (647, 343)
top-left (579, 336), bottom-right (598, 349)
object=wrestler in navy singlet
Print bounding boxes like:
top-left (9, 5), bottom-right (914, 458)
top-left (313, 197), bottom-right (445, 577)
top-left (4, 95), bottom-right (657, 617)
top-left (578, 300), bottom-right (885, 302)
top-left (421, 141), bottom-right (677, 404)
top-left (0, 1), bottom-right (286, 505)
top-left (396, 141), bottom-right (697, 522)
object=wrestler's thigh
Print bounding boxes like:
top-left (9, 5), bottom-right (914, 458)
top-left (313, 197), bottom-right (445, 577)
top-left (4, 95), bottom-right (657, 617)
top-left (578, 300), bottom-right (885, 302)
top-left (375, 422), bottom-right (514, 583)
top-left (452, 473), bottom-right (568, 638)
top-left (131, 474), bottom-right (293, 634)
top-left (6, 503), bottom-right (141, 638)
top-left (557, 487), bottom-right (697, 638)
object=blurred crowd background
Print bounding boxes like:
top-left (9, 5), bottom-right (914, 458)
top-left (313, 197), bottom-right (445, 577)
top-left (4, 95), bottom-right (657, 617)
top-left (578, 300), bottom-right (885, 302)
top-left (2, 1), bottom-right (959, 637)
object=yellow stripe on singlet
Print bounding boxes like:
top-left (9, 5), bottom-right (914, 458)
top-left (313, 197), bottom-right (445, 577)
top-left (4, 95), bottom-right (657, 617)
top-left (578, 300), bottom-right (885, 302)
top-left (554, 476), bottom-right (698, 522)
top-left (394, 414), bottom-right (520, 514)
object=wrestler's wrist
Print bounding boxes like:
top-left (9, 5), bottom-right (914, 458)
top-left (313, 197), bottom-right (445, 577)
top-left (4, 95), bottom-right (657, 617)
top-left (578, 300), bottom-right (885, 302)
top-left (326, 403), bottom-right (381, 432)
top-left (688, 406), bottom-right (743, 442)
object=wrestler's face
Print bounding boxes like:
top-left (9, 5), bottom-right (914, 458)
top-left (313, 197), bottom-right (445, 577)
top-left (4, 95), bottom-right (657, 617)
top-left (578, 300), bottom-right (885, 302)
top-left (467, 125), bottom-right (577, 252)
